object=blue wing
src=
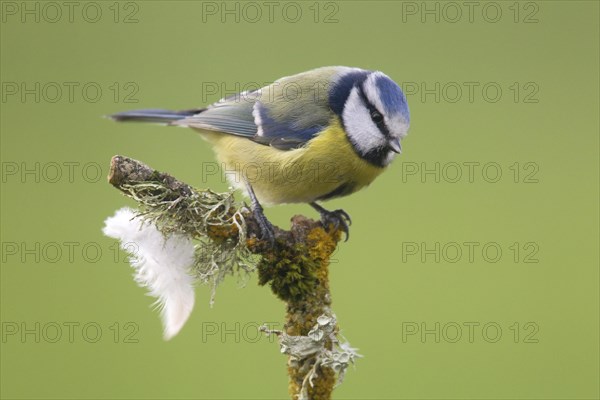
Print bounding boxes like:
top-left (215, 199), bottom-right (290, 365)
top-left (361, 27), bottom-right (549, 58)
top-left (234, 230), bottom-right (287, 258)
top-left (173, 68), bottom-right (341, 150)
top-left (175, 100), bottom-right (258, 137)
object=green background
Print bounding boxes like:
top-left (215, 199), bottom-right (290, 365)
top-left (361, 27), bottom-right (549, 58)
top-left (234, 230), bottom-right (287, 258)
top-left (1, 1), bottom-right (598, 399)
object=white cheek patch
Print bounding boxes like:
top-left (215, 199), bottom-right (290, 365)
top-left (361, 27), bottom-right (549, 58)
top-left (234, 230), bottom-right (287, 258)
top-left (342, 87), bottom-right (387, 154)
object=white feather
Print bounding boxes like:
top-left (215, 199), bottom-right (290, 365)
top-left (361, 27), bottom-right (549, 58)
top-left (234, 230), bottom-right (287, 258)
top-left (102, 207), bottom-right (196, 340)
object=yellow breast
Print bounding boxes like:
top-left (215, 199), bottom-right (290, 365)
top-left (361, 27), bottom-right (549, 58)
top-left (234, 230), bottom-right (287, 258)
top-left (196, 117), bottom-right (384, 205)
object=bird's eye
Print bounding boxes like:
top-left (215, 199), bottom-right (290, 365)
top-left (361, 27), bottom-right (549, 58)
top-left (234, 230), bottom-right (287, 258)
top-left (370, 110), bottom-right (383, 124)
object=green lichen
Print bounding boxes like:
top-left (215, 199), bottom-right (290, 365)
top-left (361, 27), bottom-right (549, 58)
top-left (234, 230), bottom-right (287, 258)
top-left (256, 223), bottom-right (341, 305)
top-left (118, 180), bottom-right (259, 304)
top-left (257, 241), bottom-right (321, 303)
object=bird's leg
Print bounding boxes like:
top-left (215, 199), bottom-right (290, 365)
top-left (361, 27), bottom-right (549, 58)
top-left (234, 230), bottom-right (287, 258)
top-left (245, 181), bottom-right (275, 245)
top-left (309, 202), bottom-right (352, 241)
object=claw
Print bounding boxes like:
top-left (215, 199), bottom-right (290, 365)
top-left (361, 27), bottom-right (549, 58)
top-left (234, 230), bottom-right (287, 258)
top-left (310, 202), bottom-right (352, 241)
top-left (337, 209), bottom-right (352, 226)
top-left (245, 181), bottom-right (275, 246)
top-left (252, 207), bottom-right (275, 246)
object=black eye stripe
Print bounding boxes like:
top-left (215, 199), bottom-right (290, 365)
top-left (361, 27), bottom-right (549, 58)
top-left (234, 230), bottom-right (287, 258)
top-left (357, 85), bottom-right (391, 138)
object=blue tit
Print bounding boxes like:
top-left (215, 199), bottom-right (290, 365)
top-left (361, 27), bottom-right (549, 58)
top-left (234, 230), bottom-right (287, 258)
top-left (110, 66), bottom-right (410, 241)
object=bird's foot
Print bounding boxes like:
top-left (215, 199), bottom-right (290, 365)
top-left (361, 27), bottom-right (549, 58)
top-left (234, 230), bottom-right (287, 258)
top-left (310, 202), bottom-right (352, 241)
top-left (245, 181), bottom-right (275, 246)
top-left (252, 206), bottom-right (275, 246)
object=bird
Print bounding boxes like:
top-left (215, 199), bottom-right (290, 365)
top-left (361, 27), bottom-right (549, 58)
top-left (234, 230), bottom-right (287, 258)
top-left (110, 66), bottom-right (410, 242)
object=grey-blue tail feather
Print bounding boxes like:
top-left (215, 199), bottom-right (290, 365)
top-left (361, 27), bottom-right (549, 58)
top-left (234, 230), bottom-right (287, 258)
top-left (109, 108), bottom-right (204, 124)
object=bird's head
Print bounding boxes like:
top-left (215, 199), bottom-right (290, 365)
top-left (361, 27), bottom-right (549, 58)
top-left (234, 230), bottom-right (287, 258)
top-left (329, 69), bottom-right (410, 168)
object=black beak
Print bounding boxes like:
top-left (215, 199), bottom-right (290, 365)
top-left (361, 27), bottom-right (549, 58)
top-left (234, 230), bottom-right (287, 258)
top-left (388, 137), bottom-right (402, 154)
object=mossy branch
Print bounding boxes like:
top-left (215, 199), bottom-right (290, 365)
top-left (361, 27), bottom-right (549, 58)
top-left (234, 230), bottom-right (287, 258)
top-left (107, 155), bottom-right (357, 400)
